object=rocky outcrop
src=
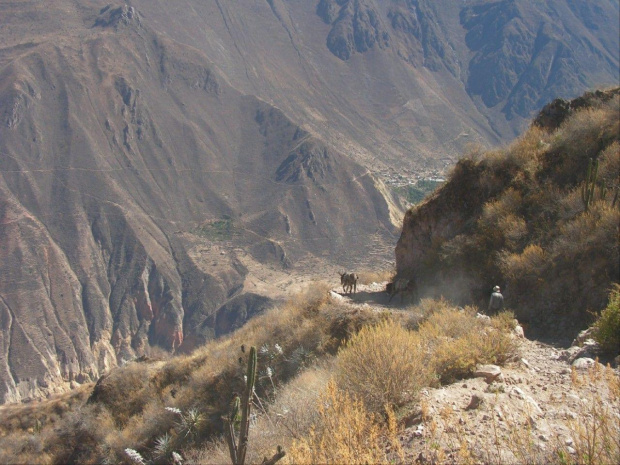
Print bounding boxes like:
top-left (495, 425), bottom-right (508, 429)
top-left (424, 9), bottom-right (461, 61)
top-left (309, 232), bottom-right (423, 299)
top-left (399, 337), bottom-right (619, 463)
top-left (318, 0), bottom-right (458, 73)
top-left (533, 88), bottom-right (620, 131)
top-left (394, 158), bottom-right (489, 302)
top-left (94, 4), bottom-right (142, 29)
top-left (319, 0), bottom-right (390, 60)
top-left (387, 0), bottom-right (458, 74)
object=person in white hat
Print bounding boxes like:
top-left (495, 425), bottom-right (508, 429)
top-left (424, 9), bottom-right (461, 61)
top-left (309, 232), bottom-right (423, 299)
top-left (488, 285), bottom-right (504, 314)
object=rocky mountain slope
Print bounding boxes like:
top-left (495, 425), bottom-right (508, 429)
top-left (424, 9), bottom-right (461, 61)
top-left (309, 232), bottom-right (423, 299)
top-left (398, 333), bottom-right (619, 464)
top-left (395, 88), bottom-right (620, 339)
top-left (0, 0), bottom-right (617, 404)
top-left (0, 2), bottom-right (399, 404)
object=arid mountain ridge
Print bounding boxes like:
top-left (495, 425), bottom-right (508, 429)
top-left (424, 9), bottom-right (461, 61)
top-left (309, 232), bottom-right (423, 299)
top-left (0, 0), bottom-right (618, 404)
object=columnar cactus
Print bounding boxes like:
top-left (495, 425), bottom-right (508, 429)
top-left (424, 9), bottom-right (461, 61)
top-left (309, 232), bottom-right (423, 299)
top-left (225, 346), bottom-right (285, 465)
top-left (581, 158), bottom-right (599, 212)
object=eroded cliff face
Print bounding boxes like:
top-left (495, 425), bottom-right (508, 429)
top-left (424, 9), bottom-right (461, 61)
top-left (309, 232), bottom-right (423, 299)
top-left (394, 159), bottom-right (489, 303)
top-left (0, 4), bottom-right (398, 403)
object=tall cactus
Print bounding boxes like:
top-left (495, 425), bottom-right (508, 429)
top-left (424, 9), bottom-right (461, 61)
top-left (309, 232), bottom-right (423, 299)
top-left (225, 346), bottom-right (285, 465)
top-left (237, 346), bottom-right (256, 465)
top-left (581, 158), bottom-right (599, 212)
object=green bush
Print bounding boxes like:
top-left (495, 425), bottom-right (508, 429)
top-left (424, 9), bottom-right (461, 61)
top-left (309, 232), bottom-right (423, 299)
top-left (594, 284), bottom-right (620, 354)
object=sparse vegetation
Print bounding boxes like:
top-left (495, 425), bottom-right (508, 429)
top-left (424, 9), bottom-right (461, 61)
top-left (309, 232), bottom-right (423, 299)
top-left (420, 308), bottom-right (519, 384)
top-left (336, 319), bottom-right (436, 413)
top-left (193, 216), bottom-right (237, 240)
top-left (593, 284), bottom-right (620, 355)
top-left (564, 363), bottom-right (620, 465)
top-left (0, 292), bottom-right (521, 465)
top-left (286, 381), bottom-right (392, 464)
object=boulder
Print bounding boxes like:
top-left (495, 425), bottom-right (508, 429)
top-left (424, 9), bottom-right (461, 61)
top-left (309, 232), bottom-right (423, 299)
top-left (464, 393), bottom-right (484, 410)
top-left (572, 357), bottom-right (596, 370)
top-left (572, 327), bottom-right (597, 347)
top-left (474, 364), bottom-right (502, 383)
top-left (562, 340), bottom-right (600, 363)
top-left (513, 324), bottom-right (525, 338)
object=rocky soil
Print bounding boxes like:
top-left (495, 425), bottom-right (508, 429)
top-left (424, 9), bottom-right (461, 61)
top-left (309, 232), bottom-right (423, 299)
top-left (400, 338), bottom-right (619, 464)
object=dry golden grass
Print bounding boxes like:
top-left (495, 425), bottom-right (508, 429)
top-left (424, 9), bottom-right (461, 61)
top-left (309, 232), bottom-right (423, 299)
top-left (286, 380), bottom-right (391, 465)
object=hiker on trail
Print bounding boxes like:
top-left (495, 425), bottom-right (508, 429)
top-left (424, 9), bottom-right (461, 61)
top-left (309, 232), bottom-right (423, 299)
top-left (488, 285), bottom-right (504, 313)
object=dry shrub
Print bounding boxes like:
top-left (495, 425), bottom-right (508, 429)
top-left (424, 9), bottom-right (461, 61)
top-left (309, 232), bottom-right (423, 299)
top-left (414, 297), bottom-right (464, 325)
top-left (497, 213), bottom-right (528, 248)
top-left (504, 125), bottom-right (547, 173)
top-left (335, 319), bottom-right (435, 412)
top-left (286, 380), bottom-right (389, 465)
top-left (418, 306), bottom-right (478, 342)
top-left (0, 430), bottom-right (53, 465)
top-left (323, 304), bottom-right (383, 352)
top-left (547, 102), bottom-right (620, 187)
top-left (500, 244), bottom-right (546, 281)
top-left (478, 189), bottom-right (523, 240)
top-left (88, 361), bottom-right (154, 426)
top-left (429, 335), bottom-right (480, 384)
top-left (553, 202), bottom-right (619, 261)
top-left (598, 141), bottom-right (620, 186)
top-left (419, 307), bottom-right (519, 384)
top-left (559, 187), bottom-right (588, 220)
top-left (293, 281), bottom-right (332, 317)
top-left (477, 318), bottom-right (520, 365)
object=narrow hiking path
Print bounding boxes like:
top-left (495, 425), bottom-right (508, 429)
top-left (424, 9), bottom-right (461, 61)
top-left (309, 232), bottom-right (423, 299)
top-left (328, 281), bottom-right (418, 317)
